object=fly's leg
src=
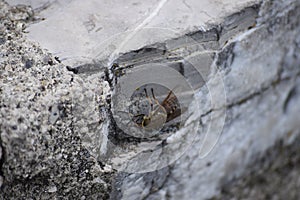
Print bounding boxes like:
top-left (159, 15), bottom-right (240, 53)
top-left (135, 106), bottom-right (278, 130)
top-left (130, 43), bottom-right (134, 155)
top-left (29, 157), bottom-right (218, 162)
top-left (151, 88), bottom-right (160, 105)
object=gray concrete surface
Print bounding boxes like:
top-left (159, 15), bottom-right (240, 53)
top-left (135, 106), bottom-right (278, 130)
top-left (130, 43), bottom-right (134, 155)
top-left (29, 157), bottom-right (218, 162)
top-left (1, 0), bottom-right (300, 199)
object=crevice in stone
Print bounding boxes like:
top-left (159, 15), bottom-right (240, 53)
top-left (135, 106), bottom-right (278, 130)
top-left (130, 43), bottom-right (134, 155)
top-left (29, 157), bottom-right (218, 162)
top-left (109, 3), bottom-right (261, 75)
top-left (228, 70), bottom-right (300, 109)
top-left (102, 1), bottom-right (275, 173)
top-left (283, 86), bottom-right (297, 113)
top-left (104, 67), bottom-right (113, 88)
top-left (66, 66), bottom-right (79, 74)
top-left (215, 41), bottom-right (236, 72)
top-left (198, 70), bottom-right (300, 125)
top-left (0, 131), bottom-right (5, 188)
top-left (65, 62), bottom-right (106, 75)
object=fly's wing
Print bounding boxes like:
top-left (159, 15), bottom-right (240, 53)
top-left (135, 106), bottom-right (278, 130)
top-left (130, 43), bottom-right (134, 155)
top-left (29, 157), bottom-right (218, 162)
top-left (161, 90), bottom-right (182, 122)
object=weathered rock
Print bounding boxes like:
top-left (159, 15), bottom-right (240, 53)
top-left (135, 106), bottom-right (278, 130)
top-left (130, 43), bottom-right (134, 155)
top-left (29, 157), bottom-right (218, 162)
top-left (0, 1), bottom-right (112, 199)
top-left (1, 0), bottom-right (300, 199)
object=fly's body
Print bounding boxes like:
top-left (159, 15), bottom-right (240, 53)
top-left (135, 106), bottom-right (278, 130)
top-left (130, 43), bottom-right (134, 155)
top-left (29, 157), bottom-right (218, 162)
top-left (133, 88), bottom-right (181, 131)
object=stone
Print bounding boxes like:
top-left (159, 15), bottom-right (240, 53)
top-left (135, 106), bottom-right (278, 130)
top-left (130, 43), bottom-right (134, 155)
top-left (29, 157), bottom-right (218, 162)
top-left (1, 0), bottom-right (300, 199)
top-left (7, 0), bottom-right (260, 66)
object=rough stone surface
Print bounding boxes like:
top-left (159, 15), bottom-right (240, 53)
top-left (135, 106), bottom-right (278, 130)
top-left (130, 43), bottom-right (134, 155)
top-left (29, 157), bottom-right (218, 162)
top-left (213, 134), bottom-right (300, 200)
top-left (1, 0), bottom-right (300, 199)
top-left (0, 1), bottom-right (113, 199)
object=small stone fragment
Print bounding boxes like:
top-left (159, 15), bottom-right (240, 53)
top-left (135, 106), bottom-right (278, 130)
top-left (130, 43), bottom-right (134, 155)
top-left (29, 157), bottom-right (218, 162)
top-left (24, 59), bottom-right (34, 69)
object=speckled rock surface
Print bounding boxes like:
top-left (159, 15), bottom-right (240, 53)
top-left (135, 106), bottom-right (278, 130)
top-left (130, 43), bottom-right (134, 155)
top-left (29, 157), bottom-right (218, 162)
top-left (1, 0), bottom-right (300, 199)
top-left (0, 1), bottom-right (113, 199)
